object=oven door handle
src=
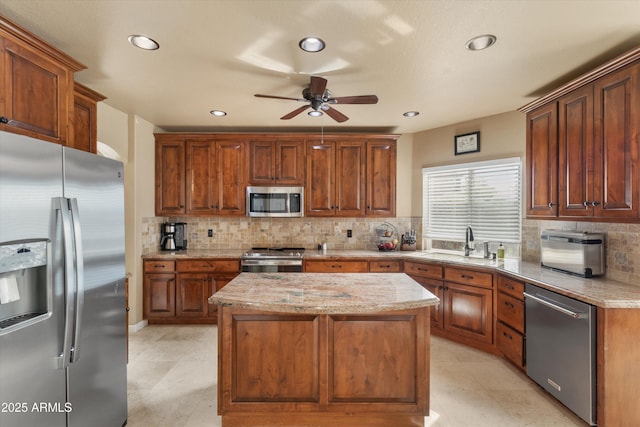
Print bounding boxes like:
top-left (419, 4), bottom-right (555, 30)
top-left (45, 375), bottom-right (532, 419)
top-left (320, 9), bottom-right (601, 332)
top-left (523, 292), bottom-right (582, 319)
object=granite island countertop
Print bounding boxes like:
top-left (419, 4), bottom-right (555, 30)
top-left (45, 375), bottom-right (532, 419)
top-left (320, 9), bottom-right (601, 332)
top-left (208, 272), bottom-right (439, 314)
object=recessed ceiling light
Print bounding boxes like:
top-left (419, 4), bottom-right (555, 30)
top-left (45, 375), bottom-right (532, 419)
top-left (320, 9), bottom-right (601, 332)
top-left (299, 37), bottom-right (325, 53)
top-left (403, 111), bottom-right (419, 117)
top-left (210, 110), bottom-right (227, 117)
top-left (308, 110), bottom-right (323, 117)
top-left (128, 34), bottom-right (159, 50)
top-left (465, 34), bottom-right (497, 51)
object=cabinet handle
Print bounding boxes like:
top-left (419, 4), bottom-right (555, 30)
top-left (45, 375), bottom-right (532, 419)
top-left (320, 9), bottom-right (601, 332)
top-left (154, 264), bottom-right (165, 268)
top-left (179, 205), bottom-right (184, 208)
top-left (418, 267), bottom-right (428, 272)
top-left (0, 116), bottom-right (8, 124)
top-left (548, 202), bottom-right (555, 207)
top-left (503, 331), bottom-right (513, 340)
top-left (504, 301), bottom-right (514, 309)
top-left (504, 284), bottom-right (515, 290)
top-left (461, 274), bottom-right (474, 280)
top-left (380, 264), bottom-right (391, 268)
top-left (331, 265), bottom-right (342, 268)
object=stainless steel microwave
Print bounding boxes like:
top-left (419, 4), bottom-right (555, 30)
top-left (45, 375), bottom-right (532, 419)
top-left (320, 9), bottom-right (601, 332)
top-left (246, 186), bottom-right (304, 217)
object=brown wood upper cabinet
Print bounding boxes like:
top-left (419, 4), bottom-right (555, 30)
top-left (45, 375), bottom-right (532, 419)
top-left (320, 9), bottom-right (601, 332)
top-left (72, 82), bottom-right (106, 153)
top-left (155, 134), bottom-right (246, 216)
top-left (305, 135), bottom-right (397, 217)
top-left (0, 16), bottom-right (85, 146)
top-left (522, 47), bottom-right (640, 222)
top-left (248, 139), bottom-right (305, 185)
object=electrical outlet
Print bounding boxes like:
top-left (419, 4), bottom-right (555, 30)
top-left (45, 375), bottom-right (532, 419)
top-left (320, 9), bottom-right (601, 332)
top-left (347, 229), bottom-right (352, 238)
top-left (208, 229), bottom-right (213, 237)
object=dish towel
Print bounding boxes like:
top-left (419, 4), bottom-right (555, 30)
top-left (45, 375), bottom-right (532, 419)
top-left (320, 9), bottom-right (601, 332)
top-left (0, 275), bottom-right (20, 304)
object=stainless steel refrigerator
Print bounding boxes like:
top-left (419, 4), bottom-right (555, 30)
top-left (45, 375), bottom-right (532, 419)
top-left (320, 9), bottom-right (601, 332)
top-left (0, 130), bottom-right (127, 427)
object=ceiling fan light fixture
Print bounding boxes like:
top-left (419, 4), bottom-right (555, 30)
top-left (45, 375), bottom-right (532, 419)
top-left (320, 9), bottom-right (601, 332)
top-left (403, 111), bottom-right (419, 117)
top-left (210, 110), bottom-right (227, 117)
top-left (465, 34), bottom-right (496, 51)
top-left (128, 34), bottom-right (159, 50)
top-left (308, 110), bottom-right (323, 117)
top-left (299, 37), bottom-right (325, 53)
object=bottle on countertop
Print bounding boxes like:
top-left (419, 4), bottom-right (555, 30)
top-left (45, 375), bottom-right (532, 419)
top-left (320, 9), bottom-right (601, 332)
top-left (497, 242), bottom-right (505, 260)
top-left (322, 242), bottom-right (327, 255)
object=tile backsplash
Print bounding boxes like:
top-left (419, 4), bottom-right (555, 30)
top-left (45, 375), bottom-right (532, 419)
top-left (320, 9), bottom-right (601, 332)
top-left (142, 216), bottom-right (422, 253)
top-left (141, 216), bottom-right (639, 285)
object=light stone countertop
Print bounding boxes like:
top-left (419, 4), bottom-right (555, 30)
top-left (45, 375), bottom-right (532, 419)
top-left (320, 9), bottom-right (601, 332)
top-left (208, 272), bottom-right (439, 314)
top-left (144, 249), bottom-right (640, 308)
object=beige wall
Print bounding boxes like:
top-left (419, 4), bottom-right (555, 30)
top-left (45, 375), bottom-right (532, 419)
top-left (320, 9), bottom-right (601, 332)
top-left (395, 133), bottom-right (413, 217)
top-left (410, 111), bottom-right (526, 216)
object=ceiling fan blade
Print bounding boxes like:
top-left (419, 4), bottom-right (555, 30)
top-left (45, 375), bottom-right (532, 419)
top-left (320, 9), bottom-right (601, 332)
top-left (281, 105), bottom-right (310, 120)
top-left (309, 76), bottom-right (328, 98)
top-left (328, 95), bottom-right (379, 104)
top-left (255, 94), bottom-right (306, 101)
top-left (324, 106), bottom-right (349, 123)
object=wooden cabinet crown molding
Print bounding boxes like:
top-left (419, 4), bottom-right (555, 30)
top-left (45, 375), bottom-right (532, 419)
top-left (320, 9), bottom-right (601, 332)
top-left (0, 15), bottom-right (85, 72)
top-left (519, 46), bottom-right (640, 113)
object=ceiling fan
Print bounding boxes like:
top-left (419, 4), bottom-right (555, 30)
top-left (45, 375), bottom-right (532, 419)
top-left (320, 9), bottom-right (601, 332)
top-left (254, 76), bottom-right (378, 123)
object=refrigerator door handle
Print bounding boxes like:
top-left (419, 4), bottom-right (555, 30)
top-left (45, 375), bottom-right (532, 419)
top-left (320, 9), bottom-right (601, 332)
top-left (69, 198), bottom-right (85, 363)
top-left (54, 197), bottom-right (76, 369)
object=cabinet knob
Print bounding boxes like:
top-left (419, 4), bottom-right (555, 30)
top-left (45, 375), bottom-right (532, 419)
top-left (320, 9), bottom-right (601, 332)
top-left (583, 201), bottom-right (590, 207)
top-left (592, 201), bottom-right (600, 206)
top-left (0, 116), bottom-right (8, 124)
top-left (548, 202), bottom-right (555, 208)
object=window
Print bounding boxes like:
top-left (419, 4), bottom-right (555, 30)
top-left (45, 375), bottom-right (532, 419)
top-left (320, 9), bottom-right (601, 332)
top-left (422, 157), bottom-right (521, 247)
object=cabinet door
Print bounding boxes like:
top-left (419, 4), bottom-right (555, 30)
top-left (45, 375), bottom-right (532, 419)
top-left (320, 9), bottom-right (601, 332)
top-left (335, 141), bottom-right (365, 216)
top-left (275, 140), bottom-right (305, 185)
top-left (143, 274), bottom-right (176, 318)
top-left (155, 139), bottom-right (186, 215)
top-left (593, 62), bottom-right (640, 219)
top-left (176, 273), bottom-right (209, 317)
top-left (558, 86), bottom-right (594, 217)
top-left (208, 275), bottom-right (235, 318)
top-left (366, 140), bottom-right (396, 216)
top-left (186, 139), bottom-right (217, 215)
top-left (248, 140), bottom-right (275, 184)
top-left (215, 140), bottom-right (246, 215)
top-left (306, 141), bottom-right (335, 216)
top-left (412, 276), bottom-right (444, 329)
top-left (0, 37), bottom-right (72, 145)
top-left (526, 104), bottom-right (558, 217)
top-left (444, 282), bottom-right (493, 345)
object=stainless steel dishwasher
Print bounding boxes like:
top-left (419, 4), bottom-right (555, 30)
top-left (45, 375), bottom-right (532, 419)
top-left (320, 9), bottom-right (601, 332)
top-left (524, 283), bottom-right (597, 426)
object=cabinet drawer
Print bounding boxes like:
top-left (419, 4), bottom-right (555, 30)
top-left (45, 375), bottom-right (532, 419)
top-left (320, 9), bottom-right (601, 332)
top-left (369, 260), bottom-right (402, 272)
top-left (497, 292), bottom-right (524, 334)
top-left (497, 274), bottom-right (525, 300)
top-left (176, 259), bottom-right (239, 273)
top-left (144, 260), bottom-right (175, 273)
top-left (404, 261), bottom-right (443, 279)
top-left (497, 321), bottom-right (525, 369)
top-left (304, 260), bottom-right (369, 273)
top-left (444, 266), bottom-right (493, 288)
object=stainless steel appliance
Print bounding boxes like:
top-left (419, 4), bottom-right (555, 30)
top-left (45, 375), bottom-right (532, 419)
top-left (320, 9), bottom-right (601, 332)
top-left (0, 131), bottom-right (127, 427)
top-left (246, 186), bottom-right (303, 217)
top-left (241, 247), bottom-right (304, 272)
top-left (540, 230), bottom-right (605, 277)
top-left (524, 283), bottom-right (596, 426)
top-left (160, 222), bottom-right (187, 251)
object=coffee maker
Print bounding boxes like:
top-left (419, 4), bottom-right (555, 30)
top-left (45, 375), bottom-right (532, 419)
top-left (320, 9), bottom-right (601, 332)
top-left (160, 222), bottom-right (187, 251)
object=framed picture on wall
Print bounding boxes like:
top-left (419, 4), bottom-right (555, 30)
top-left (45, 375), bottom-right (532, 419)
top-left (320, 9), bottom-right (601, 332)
top-left (454, 131), bottom-right (480, 155)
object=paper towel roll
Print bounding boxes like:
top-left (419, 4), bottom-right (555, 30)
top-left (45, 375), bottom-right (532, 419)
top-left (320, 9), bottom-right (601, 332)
top-left (0, 275), bottom-right (20, 304)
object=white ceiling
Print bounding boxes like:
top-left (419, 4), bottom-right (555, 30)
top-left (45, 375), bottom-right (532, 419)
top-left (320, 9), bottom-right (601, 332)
top-left (1, 0), bottom-right (639, 134)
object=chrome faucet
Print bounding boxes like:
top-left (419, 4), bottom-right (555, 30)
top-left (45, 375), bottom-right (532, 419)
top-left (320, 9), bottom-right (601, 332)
top-left (464, 226), bottom-right (474, 256)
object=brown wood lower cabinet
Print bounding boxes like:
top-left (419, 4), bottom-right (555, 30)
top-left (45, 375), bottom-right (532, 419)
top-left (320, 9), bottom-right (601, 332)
top-left (143, 258), bottom-right (239, 324)
top-left (304, 259), bottom-right (369, 272)
top-left (496, 274), bottom-right (525, 369)
top-left (217, 306), bottom-right (430, 427)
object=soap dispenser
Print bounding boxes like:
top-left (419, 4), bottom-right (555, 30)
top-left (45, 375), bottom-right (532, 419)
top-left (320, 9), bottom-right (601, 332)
top-left (497, 242), bottom-right (505, 260)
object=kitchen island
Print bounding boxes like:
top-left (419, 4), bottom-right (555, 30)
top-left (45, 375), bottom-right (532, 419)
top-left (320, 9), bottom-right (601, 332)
top-left (209, 272), bottom-right (439, 427)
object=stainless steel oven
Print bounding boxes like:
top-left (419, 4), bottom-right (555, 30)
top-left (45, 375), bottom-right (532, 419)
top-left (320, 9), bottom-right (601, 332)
top-left (241, 247), bottom-right (304, 272)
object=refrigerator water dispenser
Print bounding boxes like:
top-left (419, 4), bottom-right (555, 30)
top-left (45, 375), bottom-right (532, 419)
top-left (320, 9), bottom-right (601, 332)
top-left (0, 240), bottom-right (50, 333)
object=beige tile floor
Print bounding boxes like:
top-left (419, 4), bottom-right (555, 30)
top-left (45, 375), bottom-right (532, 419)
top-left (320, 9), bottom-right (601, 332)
top-left (126, 325), bottom-right (586, 427)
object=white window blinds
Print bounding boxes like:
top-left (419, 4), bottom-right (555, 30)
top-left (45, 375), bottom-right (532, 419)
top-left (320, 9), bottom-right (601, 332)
top-left (422, 158), bottom-right (521, 244)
